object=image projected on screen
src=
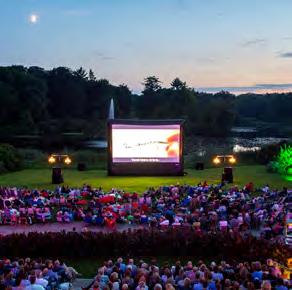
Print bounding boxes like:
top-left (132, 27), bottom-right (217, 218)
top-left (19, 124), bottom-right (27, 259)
top-left (112, 124), bottom-right (180, 163)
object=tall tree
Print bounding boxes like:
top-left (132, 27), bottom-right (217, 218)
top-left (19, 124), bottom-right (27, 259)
top-left (88, 69), bottom-right (96, 82)
top-left (74, 67), bottom-right (87, 80)
top-left (171, 77), bottom-right (186, 90)
top-left (143, 76), bottom-right (161, 92)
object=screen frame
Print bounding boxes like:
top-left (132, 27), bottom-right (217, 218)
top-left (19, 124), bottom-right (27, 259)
top-left (107, 119), bottom-right (184, 176)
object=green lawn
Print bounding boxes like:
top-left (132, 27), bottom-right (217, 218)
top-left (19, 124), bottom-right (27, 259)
top-left (0, 165), bottom-right (291, 191)
top-left (65, 256), bottom-right (211, 278)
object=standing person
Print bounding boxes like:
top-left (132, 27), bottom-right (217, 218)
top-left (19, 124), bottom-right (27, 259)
top-left (25, 275), bottom-right (45, 290)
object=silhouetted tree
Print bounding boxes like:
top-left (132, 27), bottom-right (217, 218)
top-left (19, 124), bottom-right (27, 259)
top-left (171, 77), bottom-right (186, 90)
top-left (143, 76), bottom-right (161, 92)
top-left (88, 69), bottom-right (96, 82)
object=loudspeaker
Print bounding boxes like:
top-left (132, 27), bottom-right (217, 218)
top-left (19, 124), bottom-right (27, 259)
top-left (222, 167), bottom-right (233, 183)
top-left (52, 167), bottom-right (63, 184)
top-left (77, 163), bottom-right (86, 171)
top-left (195, 162), bottom-right (204, 170)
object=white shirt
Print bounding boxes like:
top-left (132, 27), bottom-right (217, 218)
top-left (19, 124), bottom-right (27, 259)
top-left (36, 278), bottom-right (48, 288)
top-left (25, 284), bottom-right (45, 290)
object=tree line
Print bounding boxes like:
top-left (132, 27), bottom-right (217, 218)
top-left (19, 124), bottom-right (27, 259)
top-left (0, 65), bottom-right (291, 140)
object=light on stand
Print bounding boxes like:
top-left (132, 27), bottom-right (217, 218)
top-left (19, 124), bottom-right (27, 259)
top-left (48, 154), bottom-right (71, 184)
top-left (212, 154), bottom-right (237, 183)
top-left (64, 156), bottom-right (72, 165)
top-left (48, 156), bottom-right (56, 164)
top-left (213, 157), bottom-right (221, 164)
top-left (229, 156), bottom-right (236, 164)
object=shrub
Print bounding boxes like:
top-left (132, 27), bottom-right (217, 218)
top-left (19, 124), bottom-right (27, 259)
top-left (0, 161), bottom-right (7, 174)
top-left (0, 143), bottom-right (23, 172)
top-left (256, 141), bottom-right (291, 164)
top-left (266, 161), bottom-right (278, 173)
top-left (18, 148), bottom-right (47, 168)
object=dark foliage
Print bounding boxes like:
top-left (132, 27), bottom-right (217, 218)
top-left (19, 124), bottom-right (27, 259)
top-left (256, 141), bottom-right (292, 164)
top-left (0, 229), bottom-right (289, 264)
top-left (1, 66), bottom-right (292, 141)
top-left (0, 143), bottom-right (23, 173)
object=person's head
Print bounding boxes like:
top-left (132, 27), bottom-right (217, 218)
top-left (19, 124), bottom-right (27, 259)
top-left (128, 259), bottom-right (134, 265)
top-left (165, 283), bottom-right (175, 290)
top-left (42, 268), bottom-right (48, 277)
top-left (17, 267), bottom-right (27, 280)
top-left (261, 280), bottom-right (271, 290)
top-left (92, 280), bottom-right (99, 289)
top-left (186, 261), bottom-right (193, 270)
top-left (224, 279), bottom-right (231, 287)
top-left (154, 283), bottom-right (162, 290)
top-left (255, 261), bottom-right (262, 271)
top-left (35, 269), bottom-right (42, 279)
top-left (232, 281), bottom-right (240, 289)
top-left (5, 271), bottom-right (13, 280)
top-left (54, 260), bottom-right (60, 267)
top-left (29, 274), bottom-right (36, 285)
top-left (107, 260), bottom-right (113, 267)
top-left (117, 257), bottom-right (123, 264)
top-left (142, 262), bottom-right (148, 269)
top-left (122, 284), bottom-right (129, 290)
top-left (124, 268), bottom-right (131, 277)
top-left (183, 277), bottom-right (191, 288)
top-left (247, 281), bottom-right (255, 290)
top-left (110, 272), bottom-right (119, 282)
top-left (25, 257), bottom-right (31, 264)
top-left (98, 267), bottom-right (105, 276)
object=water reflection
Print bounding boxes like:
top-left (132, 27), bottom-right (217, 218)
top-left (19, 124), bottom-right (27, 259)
top-left (233, 145), bottom-right (260, 153)
top-left (187, 137), bottom-right (291, 157)
top-left (84, 137), bottom-right (291, 156)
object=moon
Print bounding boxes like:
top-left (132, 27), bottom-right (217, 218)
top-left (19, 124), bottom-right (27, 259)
top-left (29, 14), bottom-right (39, 24)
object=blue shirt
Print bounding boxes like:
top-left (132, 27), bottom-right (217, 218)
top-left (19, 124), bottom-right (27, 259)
top-left (193, 282), bottom-right (203, 290)
top-left (252, 271), bottom-right (263, 282)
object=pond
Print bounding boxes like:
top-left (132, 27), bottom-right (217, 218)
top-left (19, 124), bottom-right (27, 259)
top-left (83, 136), bottom-right (291, 157)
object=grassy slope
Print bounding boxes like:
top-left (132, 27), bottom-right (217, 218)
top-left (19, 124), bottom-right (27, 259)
top-left (0, 165), bottom-right (291, 191)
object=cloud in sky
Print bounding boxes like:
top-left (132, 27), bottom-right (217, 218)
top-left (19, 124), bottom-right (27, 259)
top-left (63, 9), bottom-right (91, 16)
top-left (279, 52), bottom-right (292, 58)
top-left (93, 51), bottom-right (115, 61)
top-left (241, 38), bottom-right (267, 47)
top-left (196, 83), bottom-right (292, 94)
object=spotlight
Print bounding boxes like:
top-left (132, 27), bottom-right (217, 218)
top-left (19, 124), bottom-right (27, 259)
top-left (64, 156), bottom-right (72, 165)
top-left (48, 156), bottom-right (56, 164)
top-left (213, 157), bottom-right (220, 164)
top-left (229, 156), bottom-right (236, 164)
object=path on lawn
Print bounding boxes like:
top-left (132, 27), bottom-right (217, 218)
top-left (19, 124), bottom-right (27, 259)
top-left (0, 222), bottom-right (264, 238)
top-left (0, 222), bottom-right (145, 235)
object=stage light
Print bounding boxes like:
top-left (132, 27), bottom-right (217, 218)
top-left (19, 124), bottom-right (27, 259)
top-left (229, 156), bottom-right (236, 164)
top-left (64, 156), bottom-right (72, 165)
top-left (48, 156), bottom-right (56, 164)
top-left (213, 157), bottom-right (220, 164)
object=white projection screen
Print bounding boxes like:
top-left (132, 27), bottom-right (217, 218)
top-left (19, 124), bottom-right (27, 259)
top-left (108, 120), bottom-right (184, 176)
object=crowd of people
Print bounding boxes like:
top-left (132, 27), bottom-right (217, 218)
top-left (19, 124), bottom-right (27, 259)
top-left (0, 256), bottom-right (290, 290)
top-left (0, 182), bottom-right (290, 238)
top-left (0, 257), bottom-right (78, 289)
top-left (0, 182), bottom-right (291, 289)
top-left (81, 257), bottom-right (291, 290)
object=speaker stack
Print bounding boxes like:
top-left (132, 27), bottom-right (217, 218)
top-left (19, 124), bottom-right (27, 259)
top-left (222, 167), bottom-right (233, 183)
top-left (52, 167), bottom-right (63, 184)
top-left (195, 162), bottom-right (204, 170)
top-left (77, 163), bottom-right (86, 171)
